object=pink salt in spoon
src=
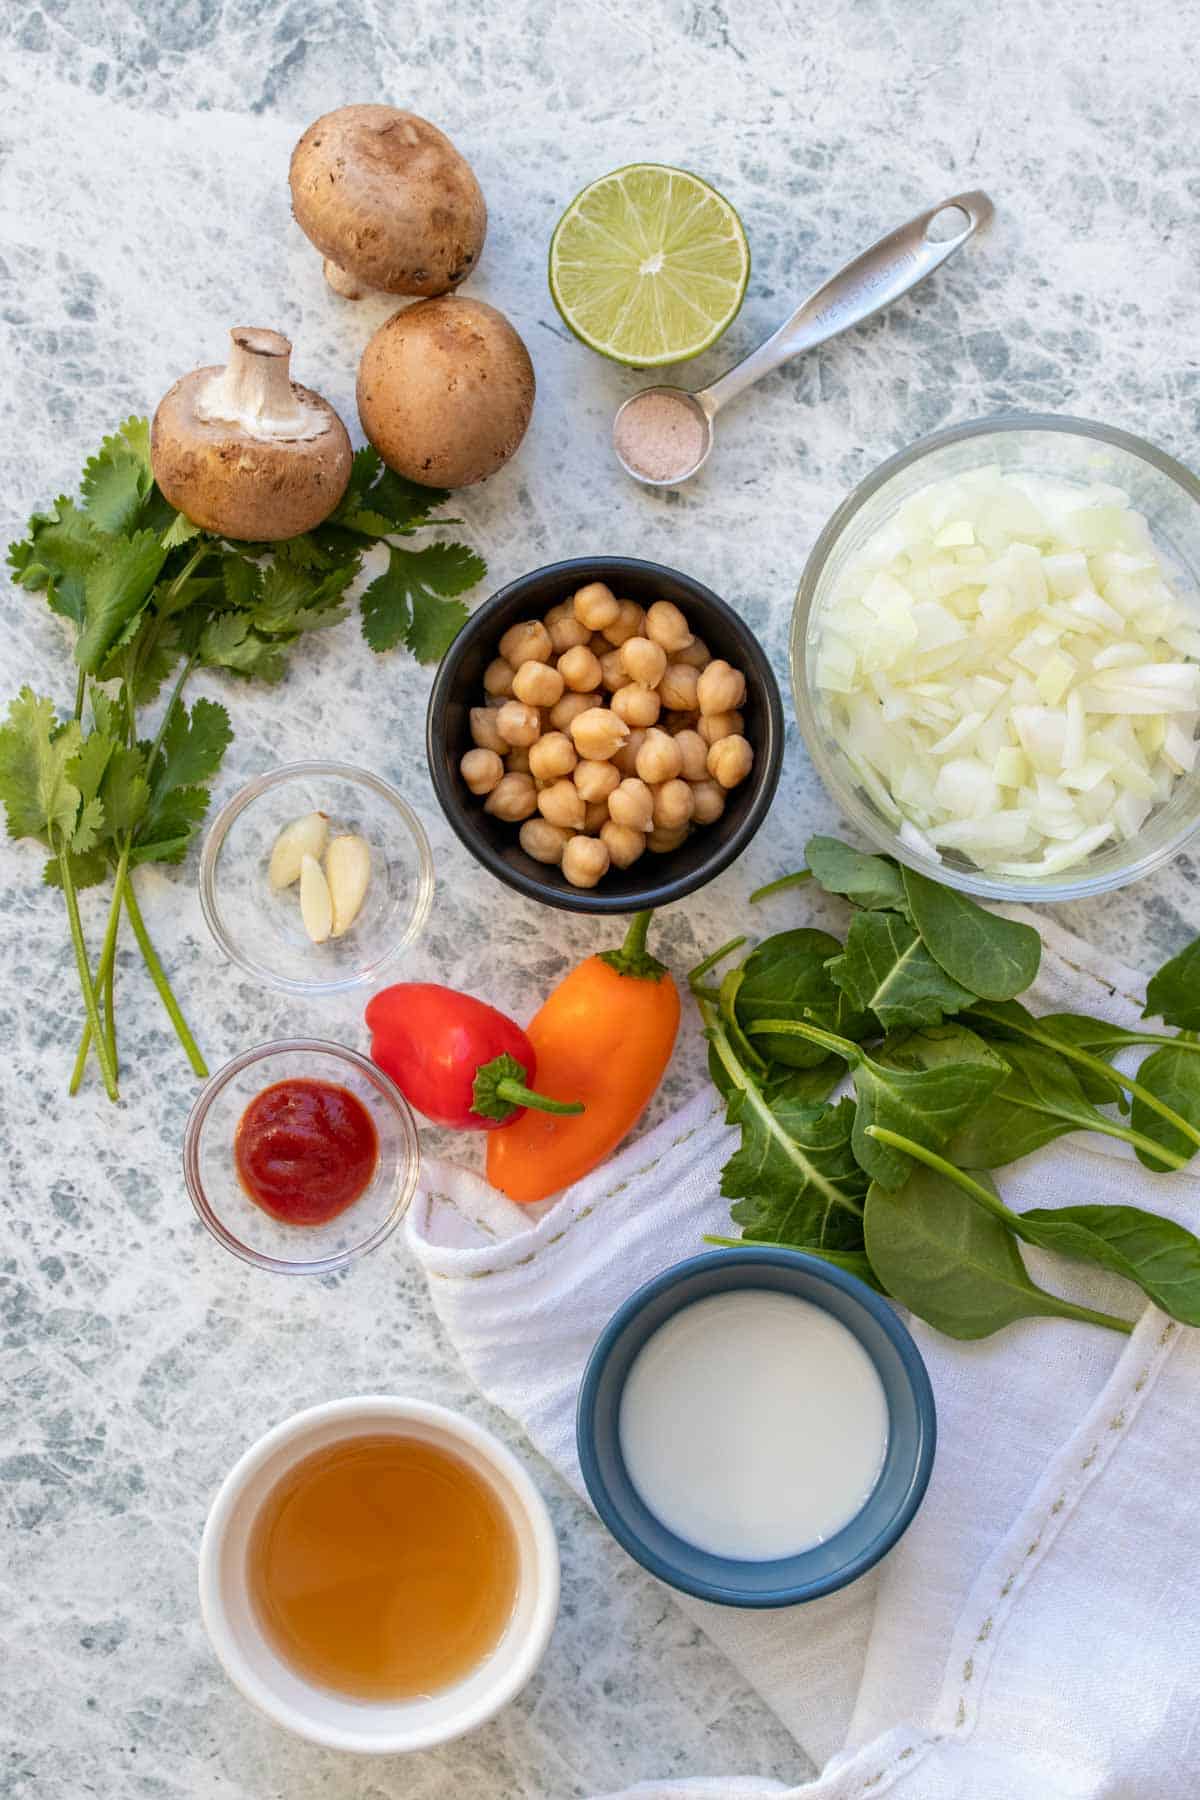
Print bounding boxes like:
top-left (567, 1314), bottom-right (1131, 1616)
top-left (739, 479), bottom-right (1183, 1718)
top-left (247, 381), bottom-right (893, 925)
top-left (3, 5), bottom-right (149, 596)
top-left (612, 189), bottom-right (993, 488)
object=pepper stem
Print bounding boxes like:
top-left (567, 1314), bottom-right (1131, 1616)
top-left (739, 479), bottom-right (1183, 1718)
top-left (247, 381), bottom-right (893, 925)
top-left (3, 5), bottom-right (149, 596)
top-left (599, 909), bottom-right (668, 981)
top-left (471, 1053), bottom-right (584, 1124)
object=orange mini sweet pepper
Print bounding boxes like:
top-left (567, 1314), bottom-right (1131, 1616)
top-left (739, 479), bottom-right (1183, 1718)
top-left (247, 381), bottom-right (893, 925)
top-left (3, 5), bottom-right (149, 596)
top-left (486, 911), bottom-right (680, 1203)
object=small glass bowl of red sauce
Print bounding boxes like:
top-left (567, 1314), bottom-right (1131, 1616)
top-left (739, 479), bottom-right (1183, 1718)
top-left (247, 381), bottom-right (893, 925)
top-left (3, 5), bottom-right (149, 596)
top-left (183, 1040), bottom-right (420, 1273)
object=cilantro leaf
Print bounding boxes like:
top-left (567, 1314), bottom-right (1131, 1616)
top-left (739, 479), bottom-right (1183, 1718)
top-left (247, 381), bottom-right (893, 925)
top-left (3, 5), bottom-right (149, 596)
top-left (80, 417), bottom-right (154, 535)
top-left (42, 847), bottom-right (110, 891)
top-left (221, 553), bottom-right (263, 609)
top-left (0, 688), bottom-right (85, 845)
top-left (9, 496), bottom-right (105, 628)
top-left (99, 743), bottom-right (150, 836)
top-left (130, 786), bottom-right (212, 866)
top-left (361, 543), bottom-right (480, 657)
top-left (75, 531), bottom-right (168, 672)
top-left (67, 730), bottom-right (115, 804)
top-left (149, 696), bottom-right (233, 794)
top-left (161, 511), bottom-right (203, 549)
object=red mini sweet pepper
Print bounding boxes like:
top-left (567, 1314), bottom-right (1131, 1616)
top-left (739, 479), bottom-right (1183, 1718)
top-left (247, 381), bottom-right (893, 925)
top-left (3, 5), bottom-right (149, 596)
top-left (364, 982), bottom-right (585, 1131)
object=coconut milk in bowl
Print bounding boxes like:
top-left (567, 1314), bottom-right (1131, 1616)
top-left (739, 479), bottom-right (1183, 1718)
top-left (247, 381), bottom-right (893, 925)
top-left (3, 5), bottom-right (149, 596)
top-left (577, 1249), bottom-right (935, 1606)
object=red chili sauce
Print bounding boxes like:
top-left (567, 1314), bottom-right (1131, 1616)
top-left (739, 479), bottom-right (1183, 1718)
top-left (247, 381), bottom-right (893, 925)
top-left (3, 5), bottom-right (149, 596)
top-left (234, 1079), bottom-right (378, 1226)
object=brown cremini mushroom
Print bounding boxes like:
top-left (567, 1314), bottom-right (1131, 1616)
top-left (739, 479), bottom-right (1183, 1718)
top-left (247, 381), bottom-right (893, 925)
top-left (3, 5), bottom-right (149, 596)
top-left (150, 328), bottom-right (352, 542)
top-left (357, 296), bottom-right (535, 488)
top-left (289, 105), bottom-right (487, 300)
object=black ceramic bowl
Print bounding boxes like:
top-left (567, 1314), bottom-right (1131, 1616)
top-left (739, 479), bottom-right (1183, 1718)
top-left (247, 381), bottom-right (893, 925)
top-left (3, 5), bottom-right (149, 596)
top-left (427, 557), bottom-right (785, 913)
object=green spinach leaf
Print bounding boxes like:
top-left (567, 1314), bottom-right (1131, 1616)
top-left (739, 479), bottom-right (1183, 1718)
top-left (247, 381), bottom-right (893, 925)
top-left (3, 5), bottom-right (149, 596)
top-left (1019, 1199), bottom-right (1200, 1325)
top-left (1129, 1046), bottom-right (1200, 1168)
top-left (902, 865), bottom-right (1041, 1000)
top-left (1143, 939), bottom-right (1200, 1032)
top-left (704, 1236), bottom-right (884, 1291)
top-left (805, 835), bottom-right (908, 912)
top-left (829, 909), bottom-right (974, 1031)
top-left (850, 1031), bottom-right (1008, 1189)
top-left (864, 1166), bottom-right (1131, 1338)
top-left (735, 928), bottom-right (864, 1067)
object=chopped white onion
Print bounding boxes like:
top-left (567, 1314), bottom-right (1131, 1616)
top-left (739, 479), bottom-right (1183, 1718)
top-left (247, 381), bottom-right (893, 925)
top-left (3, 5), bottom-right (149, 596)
top-left (813, 466), bottom-right (1200, 876)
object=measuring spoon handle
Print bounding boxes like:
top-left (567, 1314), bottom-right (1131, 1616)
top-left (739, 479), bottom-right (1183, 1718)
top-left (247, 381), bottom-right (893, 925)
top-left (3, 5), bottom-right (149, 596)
top-left (696, 190), bottom-right (993, 418)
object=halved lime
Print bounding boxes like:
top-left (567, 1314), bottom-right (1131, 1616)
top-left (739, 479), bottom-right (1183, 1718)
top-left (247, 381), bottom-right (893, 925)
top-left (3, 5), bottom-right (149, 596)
top-left (549, 163), bottom-right (750, 368)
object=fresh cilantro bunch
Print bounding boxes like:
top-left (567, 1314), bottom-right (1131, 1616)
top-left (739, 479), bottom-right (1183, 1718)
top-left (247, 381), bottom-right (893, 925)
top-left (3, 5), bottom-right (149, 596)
top-left (696, 836), bottom-right (1200, 1340)
top-left (0, 418), bottom-right (485, 1101)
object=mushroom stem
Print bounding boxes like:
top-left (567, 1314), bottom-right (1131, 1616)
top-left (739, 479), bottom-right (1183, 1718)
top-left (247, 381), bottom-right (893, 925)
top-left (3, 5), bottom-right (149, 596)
top-left (196, 326), bottom-right (328, 442)
top-left (322, 258), bottom-right (369, 300)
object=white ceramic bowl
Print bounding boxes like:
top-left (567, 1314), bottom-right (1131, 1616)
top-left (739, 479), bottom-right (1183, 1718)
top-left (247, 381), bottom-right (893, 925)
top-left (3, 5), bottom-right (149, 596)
top-left (198, 1397), bottom-right (560, 1753)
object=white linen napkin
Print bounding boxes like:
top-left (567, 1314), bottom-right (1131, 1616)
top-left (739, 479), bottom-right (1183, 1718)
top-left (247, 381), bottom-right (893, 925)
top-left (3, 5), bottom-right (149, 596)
top-left (406, 912), bottom-right (1200, 1799)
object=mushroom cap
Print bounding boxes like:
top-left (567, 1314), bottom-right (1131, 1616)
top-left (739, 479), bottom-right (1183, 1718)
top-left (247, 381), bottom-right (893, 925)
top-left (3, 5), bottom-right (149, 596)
top-left (356, 296), bottom-right (535, 489)
top-left (151, 363), bottom-right (353, 542)
top-left (289, 105), bottom-right (487, 298)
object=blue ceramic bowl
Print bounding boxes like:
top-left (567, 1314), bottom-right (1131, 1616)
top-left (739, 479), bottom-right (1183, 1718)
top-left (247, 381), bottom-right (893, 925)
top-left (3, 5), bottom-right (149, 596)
top-left (576, 1249), bottom-right (936, 1607)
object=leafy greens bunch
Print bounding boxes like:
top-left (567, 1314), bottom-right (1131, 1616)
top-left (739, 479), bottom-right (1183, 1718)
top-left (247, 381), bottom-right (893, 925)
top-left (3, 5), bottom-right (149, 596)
top-left (695, 836), bottom-right (1200, 1339)
top-left (0, 418), bottom-right (485, 1102)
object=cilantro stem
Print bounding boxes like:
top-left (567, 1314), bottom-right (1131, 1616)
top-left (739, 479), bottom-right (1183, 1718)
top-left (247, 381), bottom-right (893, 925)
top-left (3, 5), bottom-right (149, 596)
top-left (57, 835), bottom-right (119, 1102)
top-left (73, 668), bottom-right (86, 723)
top-left (122, 878), bottom-right (208, 1077)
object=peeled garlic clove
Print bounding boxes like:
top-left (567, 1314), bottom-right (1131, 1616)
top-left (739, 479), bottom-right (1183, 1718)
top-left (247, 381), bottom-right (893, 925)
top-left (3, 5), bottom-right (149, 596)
top-left (269, 811), bottom-right (329, 889)
top-left (325, 833), bottom-right (371, 937)
top-left (299, 852), bottom-right (333, 943)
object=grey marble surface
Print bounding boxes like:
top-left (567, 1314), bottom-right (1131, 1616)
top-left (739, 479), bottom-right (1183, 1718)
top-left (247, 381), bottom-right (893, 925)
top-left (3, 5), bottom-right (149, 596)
top-left (1, 2), bottom-right (1198, 1796)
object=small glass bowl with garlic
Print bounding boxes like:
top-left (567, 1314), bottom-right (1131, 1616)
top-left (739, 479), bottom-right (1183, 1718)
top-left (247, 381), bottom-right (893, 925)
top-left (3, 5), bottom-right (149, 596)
top-left (793, 415), bottom-right (1200, 901)
top-left (199, 762), bottom-right (434, 994)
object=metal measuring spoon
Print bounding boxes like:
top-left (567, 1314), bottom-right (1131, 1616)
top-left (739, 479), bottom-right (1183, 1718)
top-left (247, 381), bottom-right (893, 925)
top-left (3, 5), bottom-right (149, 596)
top-left (612, 189), bottom-right (994, 487)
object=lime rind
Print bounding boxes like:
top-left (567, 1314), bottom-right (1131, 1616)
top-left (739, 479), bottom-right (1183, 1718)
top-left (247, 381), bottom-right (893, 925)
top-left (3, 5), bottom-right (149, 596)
top-left (549, 162), bottom-right (750, 368)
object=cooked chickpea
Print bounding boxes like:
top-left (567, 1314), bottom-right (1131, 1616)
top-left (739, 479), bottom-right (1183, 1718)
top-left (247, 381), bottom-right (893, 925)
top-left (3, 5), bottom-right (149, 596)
top-left (652, 778), bottom-right (695, 830)
top-left (562, 834), bottom-right (611, 889)
top-left (558, 644), bottom-right (603, 693)
top-left (697, 708), bottom-right (744, 746)
top-left (495, 700), bottom-right (542, 747)
top-left (690, 778), bottom-right (726, 824)
top-left (608, 777), bottom-right (655, 832)
top-left (573, 582), bottom-right (620, 630)
top-left (707, 734), bottom-right (754, 789)
top-left (697, 658), bottom-right (746, 716)
top-left (647, 823), bottom-right (689, 853)
top-left (574, 759), bottom-right (621, 803)
top-left (611, 683), bottom-right (661, 729)
top-left (613, 728), bottom-right (647, 776)
top-left (635, 727), bottom-right (683, 785)
top-left (538, 777), bottom-right (586, 830)
top-left (584, 799), bottom-right (610, 833)
top-left (484, 772), bottom-right (538, 821)
top-left (483, 657), bottom-right (515, 698)
top-left (512, 660), bottom-right (565, 708)
top-left (528, 731), bottom-right (577, 782)
top-left (619, 635), bottom-right (667, 687)
top-left (645, 600), bottom-right (693, 653)
top-left (673, 729), bottom-right (709, 782)
top-left (460, 748), bottom-right (504, 795)
top-left (674, 635), bottom-right (712, 670)
top-left (548, 612), bottom-right (591, 654)
top-left (601, 820), bottom-right (646, 869)
top-left (519, 819), bottom-right (572, 865)
top-left (544, 600), bottom-right (573, 626)
top-left (601, 599), bottom-right (645, 646)
top-left (499, 619), bottom-right (553, 667)
top-left (506, 746), bottom-right (532, 774)
top-left (659, 662), bottom-right (700, 711)
top-left (550, 690), bottom-right (593, 732)
top-left (570, 707), bottom-right (629, 761)
top-left (595, 649), bottom-right (628, 692)
top-left (470, 706), bottom-right (507, 754)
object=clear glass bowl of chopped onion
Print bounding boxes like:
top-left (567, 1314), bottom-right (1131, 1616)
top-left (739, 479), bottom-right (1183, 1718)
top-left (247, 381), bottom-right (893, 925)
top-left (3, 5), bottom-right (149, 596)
top-left (793, 415), bottom-right (1200, 899)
